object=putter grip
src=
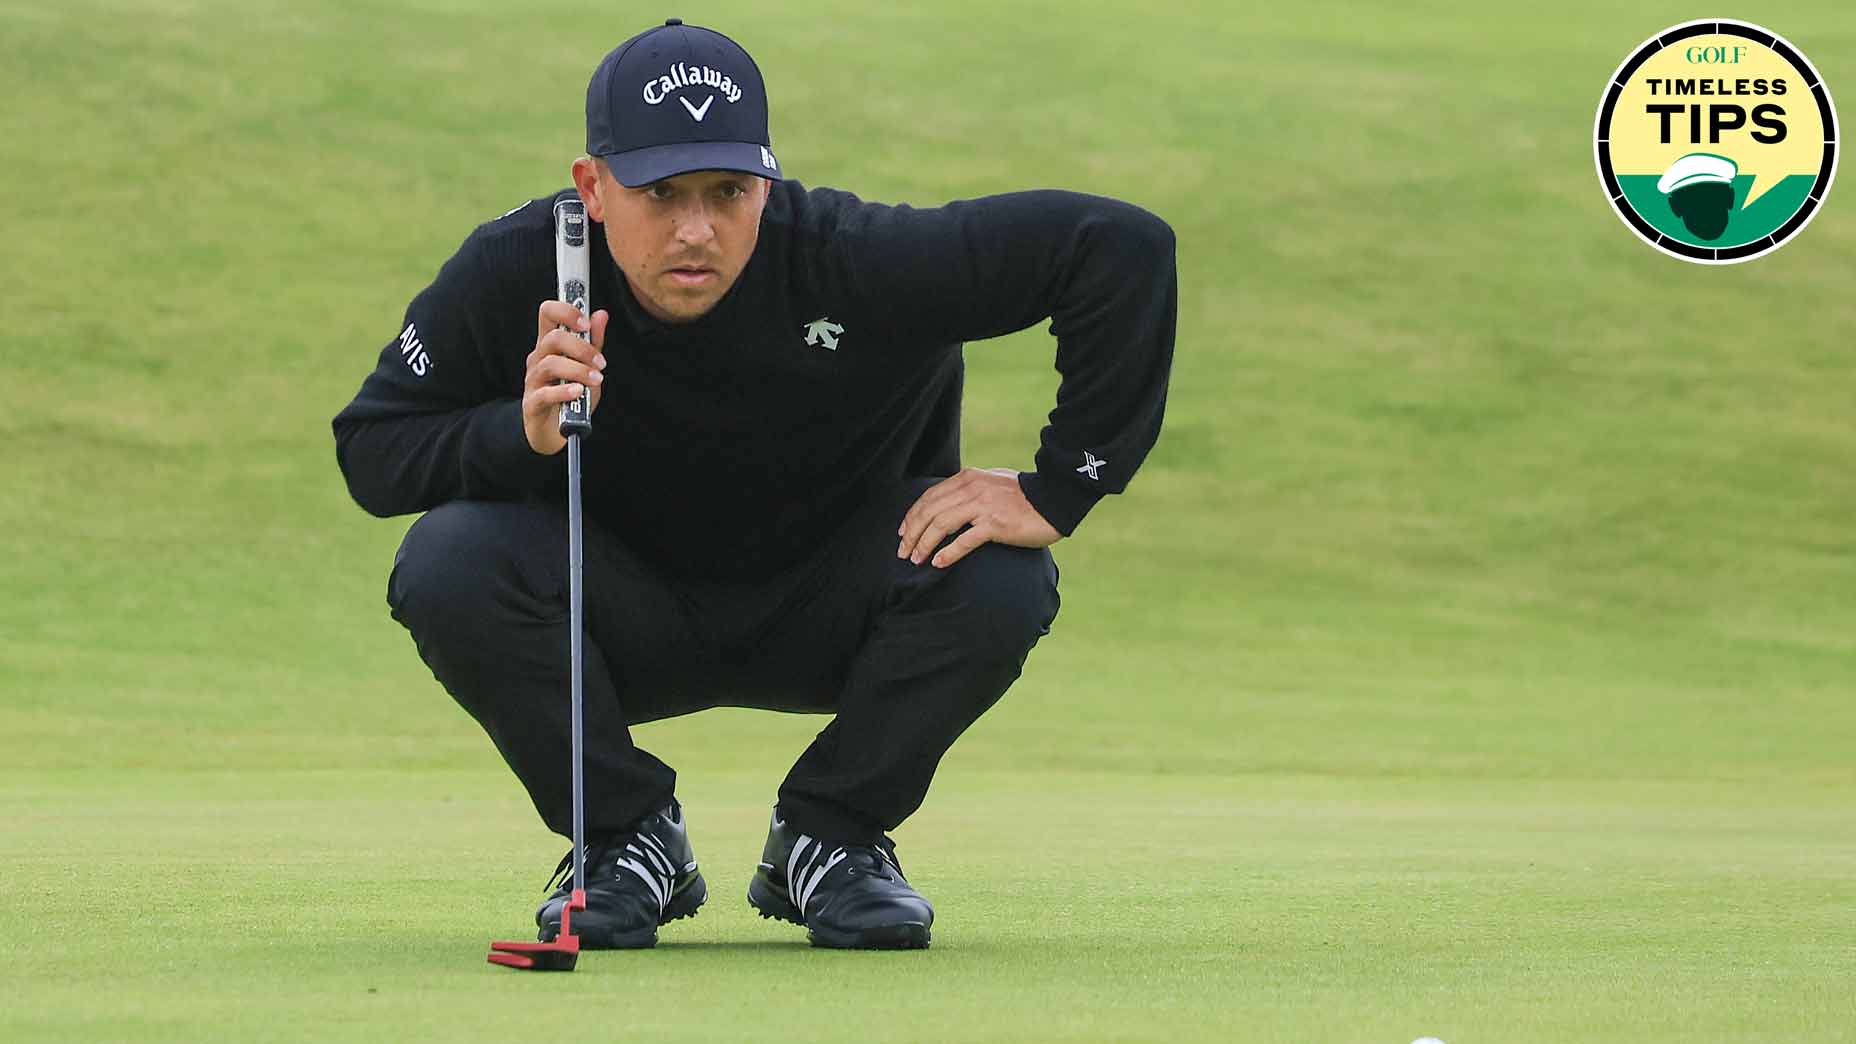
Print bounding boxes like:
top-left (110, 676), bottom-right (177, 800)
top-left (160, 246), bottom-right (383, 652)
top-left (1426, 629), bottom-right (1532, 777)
top-left (553, 199), bottom-right (593, 437)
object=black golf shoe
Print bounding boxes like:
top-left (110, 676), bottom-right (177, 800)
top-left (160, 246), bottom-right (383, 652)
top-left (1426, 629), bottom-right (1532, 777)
top-left (746, 808), bottom-right (933, 949)
top-left (535, 799), bottom-right (706, 949)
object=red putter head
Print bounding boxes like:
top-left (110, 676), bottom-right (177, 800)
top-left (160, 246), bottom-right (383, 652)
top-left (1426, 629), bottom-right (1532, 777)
top-left (487, 888), bottom-right (585, 971)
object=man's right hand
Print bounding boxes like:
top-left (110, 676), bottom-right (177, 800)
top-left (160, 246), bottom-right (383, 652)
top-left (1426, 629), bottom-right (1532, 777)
top-left (524, 301), bottom-right (611, 455)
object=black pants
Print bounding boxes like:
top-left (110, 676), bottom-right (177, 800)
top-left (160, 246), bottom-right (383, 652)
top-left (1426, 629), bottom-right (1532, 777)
top-left (385, 477), bottom-right (1059, 846)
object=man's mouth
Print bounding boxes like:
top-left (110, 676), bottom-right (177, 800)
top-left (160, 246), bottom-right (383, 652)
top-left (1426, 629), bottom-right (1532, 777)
top-left (665, 265), bottom-right (716, 287)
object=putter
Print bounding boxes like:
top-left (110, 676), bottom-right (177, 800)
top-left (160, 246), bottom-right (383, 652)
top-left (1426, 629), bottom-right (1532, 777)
top-left (487, 199), bottom-right (595, 972)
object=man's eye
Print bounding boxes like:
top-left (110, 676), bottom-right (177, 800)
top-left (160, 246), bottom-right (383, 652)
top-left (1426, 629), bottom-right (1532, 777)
top-left (647, 185), bottom-right (676, 201)
top-left (718, 183), bottom-right (745, 199)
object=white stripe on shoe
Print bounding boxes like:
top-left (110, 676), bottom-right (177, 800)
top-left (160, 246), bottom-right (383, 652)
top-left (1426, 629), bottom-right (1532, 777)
top-left (616, 848), bottom-right (669, 913)
top-left (797, 849), bottom-right (848, 913)
top-left (786, 834), bottom-right (817, 905)
top-left (783, 832), bottom-right (855, 918)
top-left (634, 834), bottom-right (675, 877)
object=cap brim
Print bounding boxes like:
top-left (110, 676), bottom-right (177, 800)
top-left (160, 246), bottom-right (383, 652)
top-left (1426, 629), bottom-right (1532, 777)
top-left (603, 141), bottom-right (783, 187)
top-left (1658, 172), bottom-right (1733, 194)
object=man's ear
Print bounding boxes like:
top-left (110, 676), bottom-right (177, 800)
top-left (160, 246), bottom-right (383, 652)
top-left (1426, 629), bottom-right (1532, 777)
top-left (571, 156), bottom-right (604, 221)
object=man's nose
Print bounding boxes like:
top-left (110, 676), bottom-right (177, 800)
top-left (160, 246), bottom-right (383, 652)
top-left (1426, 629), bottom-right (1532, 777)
top-left (673, 203), bottom-right (715, 246)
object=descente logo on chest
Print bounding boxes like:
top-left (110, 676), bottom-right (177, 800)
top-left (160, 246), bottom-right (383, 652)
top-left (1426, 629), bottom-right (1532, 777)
top-left (641, 63), bottom-right (744, 105)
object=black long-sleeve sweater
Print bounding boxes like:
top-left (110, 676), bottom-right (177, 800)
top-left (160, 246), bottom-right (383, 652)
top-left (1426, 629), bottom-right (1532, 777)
top-left (332, 180), bottom-right (1176, 580)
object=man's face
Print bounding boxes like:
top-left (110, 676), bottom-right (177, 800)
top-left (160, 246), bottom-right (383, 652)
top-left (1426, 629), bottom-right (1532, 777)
top-left (574, 159), bottom-right (770, 324)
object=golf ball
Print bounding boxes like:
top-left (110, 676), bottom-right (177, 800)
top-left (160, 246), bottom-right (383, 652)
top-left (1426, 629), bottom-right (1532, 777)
top-left (1412, 1038), bottom-right (1446, 1044)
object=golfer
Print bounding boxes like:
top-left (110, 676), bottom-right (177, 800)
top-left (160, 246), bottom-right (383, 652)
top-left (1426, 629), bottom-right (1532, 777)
top-left (331, 18), bottom-right (1176, 950)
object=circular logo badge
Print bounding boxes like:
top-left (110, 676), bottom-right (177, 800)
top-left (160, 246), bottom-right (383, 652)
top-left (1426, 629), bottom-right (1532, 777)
top-left (1595, 20), bottom-right (1838, 264)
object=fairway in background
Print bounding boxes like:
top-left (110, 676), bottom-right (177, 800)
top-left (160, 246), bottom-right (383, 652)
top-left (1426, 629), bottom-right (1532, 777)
top-left (1, 1), bottom-right (1851, 1041)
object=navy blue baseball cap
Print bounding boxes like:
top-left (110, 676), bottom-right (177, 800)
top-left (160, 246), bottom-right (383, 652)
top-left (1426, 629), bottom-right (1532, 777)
top-left (586, 19), bottom-right (783, 187)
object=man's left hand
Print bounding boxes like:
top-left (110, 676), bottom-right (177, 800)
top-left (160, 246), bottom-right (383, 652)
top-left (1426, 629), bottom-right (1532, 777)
top-left (897, 467), bottom-right (1062, 569)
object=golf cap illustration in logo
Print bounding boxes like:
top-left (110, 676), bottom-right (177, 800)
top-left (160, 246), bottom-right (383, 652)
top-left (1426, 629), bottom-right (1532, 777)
top-left (1594, 20), bottom-right (1838, 264)
top-left (1658, 153), bottom-right (1738, 238)
top-left (586, 19), bottom-right (783, 187)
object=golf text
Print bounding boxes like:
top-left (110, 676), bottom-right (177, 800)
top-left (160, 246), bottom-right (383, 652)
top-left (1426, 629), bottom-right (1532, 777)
top-left (1643, 49), bottom-right (1794, 144)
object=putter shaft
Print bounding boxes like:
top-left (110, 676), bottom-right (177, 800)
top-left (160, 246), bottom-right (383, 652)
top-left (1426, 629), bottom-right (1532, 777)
top-left (568, 432), bottom-right (586, 890)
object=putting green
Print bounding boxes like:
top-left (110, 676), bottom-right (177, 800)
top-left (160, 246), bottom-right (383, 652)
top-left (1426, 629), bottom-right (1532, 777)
top-left (2, 1), bottom-right (1851, 1041)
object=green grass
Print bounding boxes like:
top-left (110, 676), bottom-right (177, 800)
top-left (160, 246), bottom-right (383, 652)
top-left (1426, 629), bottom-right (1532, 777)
top-left (3, 1), bottom-right (1853, 1041)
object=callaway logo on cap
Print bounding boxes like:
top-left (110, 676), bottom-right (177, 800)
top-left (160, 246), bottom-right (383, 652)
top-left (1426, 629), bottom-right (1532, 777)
top-left (586, 18), bottom-right (784, 187)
